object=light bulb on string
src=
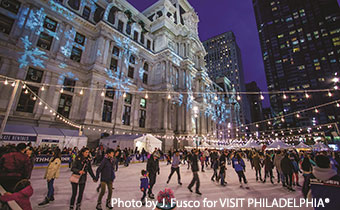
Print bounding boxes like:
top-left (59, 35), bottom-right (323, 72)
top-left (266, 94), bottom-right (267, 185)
top-left (60, 88), bottom-right (64, 93)
top-left (11, 82), bottom-right (15, 87)
top-left (314, 108), bottom-right (319, 113)
top-left (79, 89), bottom-right (84, 95)
top-left (44, 106), bottom-right (48, 110)
top-left (123, 92), bottom-right (126, 98)
top-left (39, 101), bottom-right (42, 106)
top-left (337, 103), bottom-right (340, 108)
top-left (24, 89), bottom-right (29, 94)
top-left (41, 86), bottom-right (45, 91)
top-left (4, 79), bottom-right (8, 85)
top-left (296, 113), bottom-right (300, 118)
top-left (145, 93), bottom-right (149, 99)
top-left (334, 85), bottom-right (338, 90)
top-left (328, 91), bottom-right (332, 97)
top-left (237, 94), bottom-right (241, 101)
top-left (260, 93), bottom-right (264, 100)
top-left (281, 117), bottom-right (285, 122)
top-left (23, 83), bottom-right (26, 89)
top-left (32, 96), bottom-right (37, 101)
top-left (305, 92), bottom-right (310, 99)
top-left (168, 94), bottom-right (171, 99)
top-left (268, 121), bottom-right (271, 125)
top-left (101, 90), bottom-right (105, 97)
top-left (214, 95), bottom-right (218, 100)
top-left (283, 93), bottom-right (287, 100)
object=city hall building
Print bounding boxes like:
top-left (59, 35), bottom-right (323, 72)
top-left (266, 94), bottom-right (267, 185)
top-left (0, 0), bottom-right (241, 149)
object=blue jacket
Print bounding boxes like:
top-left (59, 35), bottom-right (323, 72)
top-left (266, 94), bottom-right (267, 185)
top-left (232, 157), bottom-right (245, 172)
top-left (96, 156), bottom-right (115, 182)
top-left (140, 176), bottom-right (149, 190)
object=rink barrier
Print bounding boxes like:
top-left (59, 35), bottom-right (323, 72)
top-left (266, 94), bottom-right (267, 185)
top-left (0, 185), bottom-right (23, 210)
top-left (33, 155), bottom-right (165, 169)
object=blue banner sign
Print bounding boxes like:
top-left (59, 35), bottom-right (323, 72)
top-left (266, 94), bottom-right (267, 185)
top-left (0, 134), bottom-right (37, 142)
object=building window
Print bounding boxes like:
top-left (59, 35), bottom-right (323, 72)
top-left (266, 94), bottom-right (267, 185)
top-left (129, 55), bottom-right (135, 64)
top-left (70, 47), bottom-right (82, 62)
top-left (122, 105), bottom-right (131, 125)
top-left (68, 0), bottom-right (80, 10)
top-left (112, 46), bottom-right (120, 56)
top-left (0, 13), bottom-right (14, 34)
top-left (147, 40), bottom-right (151, 50)
top-left (139, 110), bottom-right (146, 128)
top-left (0, 0), bottom-right (21, 14)
top-left (118, 20), bottom-right (124, 32)
top-left (102, 100), bottom-right (113, 122)
top-left (140, 32), bottom-right (145, 44)
top-left (58, 94), bottom-right (73, 118)
top-left (25, 67), bottom-right (44, 83)
top-left (16, 85), bottom-right (39, 113)
top-left (110, 58), bottom-right (118, 71)
top-left (140, 98), bottom-right (147, 108)
top-left (108, 7), bottom-right (116, 24)
top-left (36, 17), bottom-right (58, 51)
top-left (37, 32), bottom-right (53, 50)
top-left (82, 6), bottom-right (91, 20)
top-left (105, 86), bottom-right (115, 99)
top-left (142, 62), bottom-right (148, 84)
top-left (63, 77), bottom-right (76, 92)
top-left (126, 23), bottom-right (131, 35)
top-left (75, 32), bottom-right (85, 46)
top-left (128, 66), bottom-right (134, 78)
top-left (124, 93), bottom-right (132, 104)
top-left (133, 31), bottom-right (138, 42)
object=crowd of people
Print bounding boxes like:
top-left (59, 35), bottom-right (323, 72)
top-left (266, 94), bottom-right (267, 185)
top-left (0, 142), bottom-right (340, 210)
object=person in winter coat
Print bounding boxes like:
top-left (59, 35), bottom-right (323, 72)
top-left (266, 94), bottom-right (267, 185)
top-left (95, 149), bottom-right (116, 210)
top-left (273, 150), bottom-right (285, 185)
top-left (232, 153), bottom-right (248, 188)
top-left (70, 147), bottom-right (97, 210)
top-left (211, 156), bottom-right (219, 182)
top-left (38, 148), bottom-right (62, 206)
top-left (300, 155), bottom-right (315, 198)
top-left (305, 155), bottom-right (340, 210)
top-left (0, 143), bottom-right (31, 192)
top-left (0, 179), bottom-right (33, 210)
top-left (140, 170), bottom-right (149, 206)
top-left (263, 154), bottom-right (274, 184)
top-left (219, 151), bottom-right (228, 186)
top-left (290, 154), bottom-right (301, 187)
top-left (24, 147), bottom-right (35, 179)
top-left (147, 152), bottom-right (160, 199)
top-left (252, 153), bottom-right (263, 181)
top-left (186, 151), bottom-right (192, 170)
top-left (200, 152), bottom-right (205, 172)
top-left (280, 153), bottom-right (295, 191)
top-left (167, 151), bottom-right (182, 185)
top-left (188, 149), bottom-right (201, 195)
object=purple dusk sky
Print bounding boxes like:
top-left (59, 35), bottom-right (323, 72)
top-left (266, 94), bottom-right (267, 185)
top-left (127, 0), bottom-right (340, 107)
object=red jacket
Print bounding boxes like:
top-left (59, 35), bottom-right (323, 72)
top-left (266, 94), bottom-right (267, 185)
top-left (0, 152), bottom-right (30, 179)
top-left (0, 185), bottom-right (33, 210)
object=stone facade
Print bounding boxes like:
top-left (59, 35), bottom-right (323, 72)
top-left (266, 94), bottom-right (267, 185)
top-left (0, 0), bottom-right (238, 150)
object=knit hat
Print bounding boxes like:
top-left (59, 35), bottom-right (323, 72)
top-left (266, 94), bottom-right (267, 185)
top-left (156, 188), bottom-right (176, 210)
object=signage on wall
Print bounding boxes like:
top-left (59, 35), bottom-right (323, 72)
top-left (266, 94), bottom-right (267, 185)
top-left (0, 134), bottom-right (37, 142)
top-left (42, 139), bottom-right (60, 143)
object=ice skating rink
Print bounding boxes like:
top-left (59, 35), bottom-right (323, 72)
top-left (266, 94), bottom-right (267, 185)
top-left (30, 161), bottom-right (313, 210)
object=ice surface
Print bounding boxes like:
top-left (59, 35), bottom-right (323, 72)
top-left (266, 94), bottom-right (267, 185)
top-left (29, 161), bottom-right (313, 210)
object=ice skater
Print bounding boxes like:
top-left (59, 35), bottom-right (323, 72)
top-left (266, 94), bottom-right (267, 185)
top-left (146, 152), bottom-right (160, 199)
top-left (140, 170), bottom-right (149, 206)
top-left (232, 153), bottom-right (248, 189)
top-left (95, 149), bottom-right (115, 210)
top-left (263, 154), bottom-right (274, 184)
top-left (188, 149), bottom-right (202, 195)
top-left (167, 150), bottom-right (182, 185)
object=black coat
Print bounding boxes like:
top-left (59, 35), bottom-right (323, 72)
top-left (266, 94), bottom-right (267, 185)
top-left (96, 157), bottom-right (116, 182)
top-left (191, 154), bottom-right (199, 172)
top-left (71, 156), bottom-right (96, 184)
top-left (147, 155), bottom-right (159, 175)
top-left (281, 156), bottom-right (294, 174)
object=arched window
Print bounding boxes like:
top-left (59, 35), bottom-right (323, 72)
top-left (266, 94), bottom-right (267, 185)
top-left (129, 55), bottom-right (135, 64)
top-left (94, 6), bottom-right (105, 23)
top-left (108, 7), bottom-right (116, 24)
top-left (68, 0), bottom-right (80, 10)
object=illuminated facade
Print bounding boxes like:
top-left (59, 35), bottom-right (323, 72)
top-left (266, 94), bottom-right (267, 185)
top-left (0, 0), bottom-right (236, 149)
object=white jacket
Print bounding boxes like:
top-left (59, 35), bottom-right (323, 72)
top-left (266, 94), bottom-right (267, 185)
top-left (44, 158), bottom-right (61, 180)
